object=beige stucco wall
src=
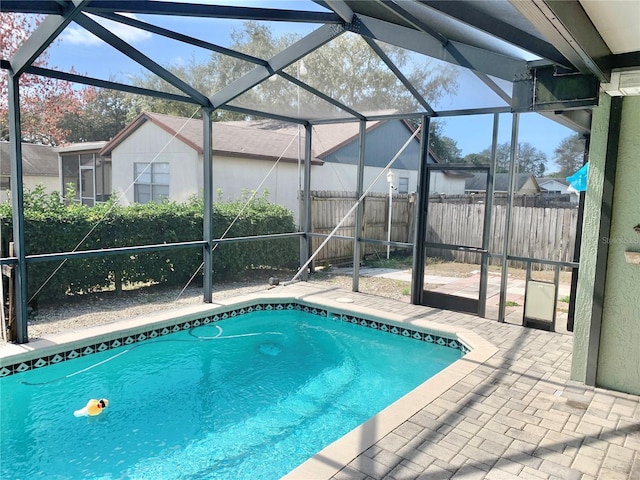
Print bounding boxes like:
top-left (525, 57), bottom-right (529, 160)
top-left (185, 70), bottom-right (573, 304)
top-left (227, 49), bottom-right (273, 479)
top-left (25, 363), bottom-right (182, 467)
top-left (210, 154), bottom-right (299, 216)
top-left (572, 94), bottom-right (640, 395)
top-left (111, 121), bottom-right (200, 205)
top-left (0, 176), bottom-right (59, 203)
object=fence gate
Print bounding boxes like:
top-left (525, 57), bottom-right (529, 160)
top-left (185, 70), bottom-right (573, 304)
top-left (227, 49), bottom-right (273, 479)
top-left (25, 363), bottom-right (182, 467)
top-left (418, 164), bottom-right (493, 316)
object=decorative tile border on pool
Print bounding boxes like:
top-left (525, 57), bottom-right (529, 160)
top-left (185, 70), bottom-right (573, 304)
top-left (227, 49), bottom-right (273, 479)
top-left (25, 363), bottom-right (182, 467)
top-left (0, 302), bottom-right (468, 378)
top-left (331, 312), bottom-right (470, 355)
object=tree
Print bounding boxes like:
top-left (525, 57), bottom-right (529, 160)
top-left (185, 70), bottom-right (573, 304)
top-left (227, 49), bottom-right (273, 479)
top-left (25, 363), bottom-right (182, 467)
top-left (57, 85), bottom-right (135, 142)
top-left (0, 13), bottom-right (87, 145)
top-left (551, 133), bottom-right (585, 178)
top-left (478, 142), bottom-right (547, 176)
top-left (462, 152), bottom-right (490, 166)
top-left (126, 56), bottom-right (207, 120)
top-left (129, 22), bottom-right (460, 121)
top-left (429, 122), bottom-right (462, 163)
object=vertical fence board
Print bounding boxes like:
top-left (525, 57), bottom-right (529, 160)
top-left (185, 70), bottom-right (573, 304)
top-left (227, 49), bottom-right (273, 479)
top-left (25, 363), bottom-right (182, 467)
top-left (310, 192), bottom-right (578, 267)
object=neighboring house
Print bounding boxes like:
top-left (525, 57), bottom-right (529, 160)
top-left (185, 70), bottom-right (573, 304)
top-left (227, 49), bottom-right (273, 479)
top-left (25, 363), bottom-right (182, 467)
top-left (536, 177), bottom-right (569, 194)
top-left (465, 173), bottom-right (540, 196)
top-left (99, 113), bottom-right (323, 215)
top-left (56, 141), bottom-right (111, 206)
top-left (303, 119), bottom-right (468, 196)
top-left (0, 142), bottom-right (59, 202)
top-left (536, 177), bottom-right (578, 203)
top-left (99, 112), bottom-right (466, 219)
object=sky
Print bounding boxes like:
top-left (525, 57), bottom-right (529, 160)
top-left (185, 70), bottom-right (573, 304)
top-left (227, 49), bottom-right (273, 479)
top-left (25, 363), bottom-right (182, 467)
top-left (39, 0), bottom-right (575, 173)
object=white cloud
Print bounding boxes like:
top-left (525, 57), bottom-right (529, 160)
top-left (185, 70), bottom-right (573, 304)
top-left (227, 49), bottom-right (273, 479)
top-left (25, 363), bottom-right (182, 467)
top-left (61, 26), bottom-right (102, 46)
top-left (61, 13), bottom-right (152, 46)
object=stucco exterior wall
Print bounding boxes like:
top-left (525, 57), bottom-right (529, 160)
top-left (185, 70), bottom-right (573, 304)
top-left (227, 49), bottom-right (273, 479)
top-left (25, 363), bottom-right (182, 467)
top-left (0, 176), bottom-right (59, 203)
top-left (111, 121), bottom-right (200, 205)
top-left (571, 94), bottom-right (640, 395)
top-left (596, 95), bottom-right (640, 394)
top-left (572, 95), bottom-right (610, 384)
top-left (210, 155), bottom-right (299, 216)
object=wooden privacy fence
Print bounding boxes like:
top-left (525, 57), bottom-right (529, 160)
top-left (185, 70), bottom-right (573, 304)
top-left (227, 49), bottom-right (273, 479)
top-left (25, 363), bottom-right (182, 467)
top-left (310, 191), bottom-right (413, 263)
top-left (309, 191), bottom-right (579, 268)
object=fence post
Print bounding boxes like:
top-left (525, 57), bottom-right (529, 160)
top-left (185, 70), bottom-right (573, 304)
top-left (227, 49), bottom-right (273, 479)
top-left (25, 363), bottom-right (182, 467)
top-left (407, 193), bottom-right (415, 243)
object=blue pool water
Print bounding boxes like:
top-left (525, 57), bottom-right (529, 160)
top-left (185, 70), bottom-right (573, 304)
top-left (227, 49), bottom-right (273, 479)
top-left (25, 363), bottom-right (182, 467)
top-left (1, 310), bottom-right (461, 479)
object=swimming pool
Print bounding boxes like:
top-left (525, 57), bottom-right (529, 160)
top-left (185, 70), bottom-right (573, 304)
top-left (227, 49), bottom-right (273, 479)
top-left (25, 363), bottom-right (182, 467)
top-left (0, 294), bottom-right (494, 479)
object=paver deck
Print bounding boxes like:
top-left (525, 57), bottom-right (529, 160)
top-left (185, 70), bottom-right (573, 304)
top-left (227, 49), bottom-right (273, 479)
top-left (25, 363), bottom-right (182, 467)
top-left (340, 267), bottom-right (572, 333)
top-left (278, 283), bottom-right (640, 480)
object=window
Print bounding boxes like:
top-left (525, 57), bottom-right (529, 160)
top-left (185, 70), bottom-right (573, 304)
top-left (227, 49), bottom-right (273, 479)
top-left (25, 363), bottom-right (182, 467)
top-left (134, 162), bottom-right (169, 204)
top-left (398, 176), bottom-right (409, 194)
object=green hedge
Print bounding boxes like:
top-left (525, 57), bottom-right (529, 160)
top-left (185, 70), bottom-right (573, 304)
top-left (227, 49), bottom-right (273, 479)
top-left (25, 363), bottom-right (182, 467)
top-left (0, 187), bottom-right (298, 303)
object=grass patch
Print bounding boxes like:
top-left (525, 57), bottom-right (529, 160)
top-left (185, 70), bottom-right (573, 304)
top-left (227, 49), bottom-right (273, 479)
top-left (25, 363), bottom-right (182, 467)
top-left (364, 255), bottom-right (412, 269)
top-left (559, 295), bottom-right (571, 303)
top-left (505, 300), bottom-right (520, 307)
top-left (364, 254), bottom-right (450, 270)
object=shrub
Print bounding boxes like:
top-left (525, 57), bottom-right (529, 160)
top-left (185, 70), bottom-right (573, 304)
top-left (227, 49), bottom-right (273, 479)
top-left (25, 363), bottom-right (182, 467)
top-left (0, 187), bottom-right (298, 303)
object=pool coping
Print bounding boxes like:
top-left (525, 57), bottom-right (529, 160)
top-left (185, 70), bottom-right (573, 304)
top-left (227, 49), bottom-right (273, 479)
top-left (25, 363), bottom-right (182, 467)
top-left (0, 288), bottom-right (498, 479)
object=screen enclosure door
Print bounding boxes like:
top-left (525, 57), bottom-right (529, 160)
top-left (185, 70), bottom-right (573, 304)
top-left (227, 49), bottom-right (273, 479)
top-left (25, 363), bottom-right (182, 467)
top-left (419, 164), bottom-right (493, 316)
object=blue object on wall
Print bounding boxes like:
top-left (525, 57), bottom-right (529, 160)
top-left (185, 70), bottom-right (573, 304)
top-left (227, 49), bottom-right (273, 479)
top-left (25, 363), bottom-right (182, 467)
top-left (566, 163), bottom-right (589, 192)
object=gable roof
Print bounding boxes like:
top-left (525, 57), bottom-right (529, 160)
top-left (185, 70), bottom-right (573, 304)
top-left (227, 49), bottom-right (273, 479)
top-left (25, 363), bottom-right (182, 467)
top-left (0, 142), bottom-right (58, 177)
top-left (465, 173), bottom-right (539, 192)
top-left (100, 113), bottom-right (454, 172)
top-left (221, 119), bottom-right (364, 159)
top-left (99, 112), bottom-right (324, 164)
top-left (536, 177), bottom-right (570, 188)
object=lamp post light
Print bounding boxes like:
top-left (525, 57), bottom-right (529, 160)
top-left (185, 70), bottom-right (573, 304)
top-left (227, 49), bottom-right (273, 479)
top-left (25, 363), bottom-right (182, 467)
top-left (386, 170), bottom-right (395, 259)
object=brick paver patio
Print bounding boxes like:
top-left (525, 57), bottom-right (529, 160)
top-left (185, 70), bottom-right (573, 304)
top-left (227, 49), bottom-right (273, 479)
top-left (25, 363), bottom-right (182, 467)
top-left (282, 283), bottom-right (640, 480)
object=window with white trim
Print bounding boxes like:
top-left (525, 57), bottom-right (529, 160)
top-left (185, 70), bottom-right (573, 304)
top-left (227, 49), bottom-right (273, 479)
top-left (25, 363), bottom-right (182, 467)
top-left (398, 176), bottom-right (409, 194)
top-left (134, 162), bottom-right (169, 204)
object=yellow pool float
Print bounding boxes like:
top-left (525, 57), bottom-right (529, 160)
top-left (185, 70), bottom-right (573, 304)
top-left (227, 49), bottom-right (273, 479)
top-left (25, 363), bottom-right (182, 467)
top-left (74, 398), bottom-right (108, 417)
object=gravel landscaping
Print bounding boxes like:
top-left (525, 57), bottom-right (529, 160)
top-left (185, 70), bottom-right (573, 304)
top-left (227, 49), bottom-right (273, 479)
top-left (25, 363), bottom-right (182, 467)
top-left (2, 270), bottom-right (408, 342)
top-left (3, 261), bottom-right (572, 343)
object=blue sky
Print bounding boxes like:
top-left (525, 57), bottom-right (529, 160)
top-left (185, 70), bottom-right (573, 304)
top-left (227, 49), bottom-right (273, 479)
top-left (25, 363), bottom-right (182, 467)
top-left (42, 1), bottom-right (575, 173)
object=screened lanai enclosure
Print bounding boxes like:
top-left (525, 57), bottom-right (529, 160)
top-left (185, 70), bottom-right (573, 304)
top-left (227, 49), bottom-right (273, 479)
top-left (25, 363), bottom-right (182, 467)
top-left (2, 0), bottom-right (629, 345)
